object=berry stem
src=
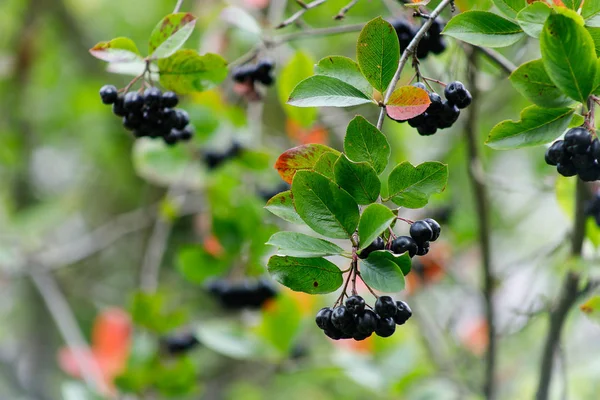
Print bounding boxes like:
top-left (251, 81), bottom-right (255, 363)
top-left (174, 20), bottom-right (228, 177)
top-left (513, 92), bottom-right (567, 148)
top-left (422, 76), bottom-right (447, 87)
top-left (397, 216), bottom-right (414, 224)
top-left (356, 270), bottom-right (379, 299)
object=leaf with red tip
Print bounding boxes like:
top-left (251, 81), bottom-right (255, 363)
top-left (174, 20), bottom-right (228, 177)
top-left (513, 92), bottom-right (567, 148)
top-left (89, 37), bottom-right (142, 63)
top-left (274, 144), bottom-right (340, 184)
top-left (149, 13), bottom-right (197, 59)
top-left (386, 86), bottom-right (431, 121)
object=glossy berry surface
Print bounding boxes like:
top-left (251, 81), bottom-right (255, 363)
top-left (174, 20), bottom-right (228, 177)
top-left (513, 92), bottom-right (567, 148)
top-left (358, 237), bottom-right (385, 259)
top-left (410, 220), bottom-right (434, 243)
top-left (99, 85), bottom-right (118, 104)
top-left (356, 310), bottom-right (377, 334)
top-left (390, 236), bottom-right (418, 257)
top-left (444, 81), bottom-right (472, 109)
top-left (316, 307), bottom-right (334, 330)
top-left (545, 128), bottom-right (600, 181)
top-left (375, 296), bottom-right (398, 318)
top-left (394, 300), bottom-right (413, 325)
top-left (416, 241), bottom-right (430, 256)
top-left (424, 218), bottom-right (441, 241)
top-left (345, 295), bottom-right (365, 314)
top-left (375, 317), bottom-right (396, 337)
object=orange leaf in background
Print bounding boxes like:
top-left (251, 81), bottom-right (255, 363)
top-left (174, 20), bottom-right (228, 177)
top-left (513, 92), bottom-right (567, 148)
top-left (459, 319), bottom-right (488, 355)
top-left (334, 334), bottom-right (374, 353)
top-left (552, 0), bottom-right (566, 6)
top-left (286, 119), bottom-right (329, 145)
top-left (58, 308), bottom-right (132, 392)
top-left (386, 86), bottom-right (431, 121)
top-left (204, 234), bottom-right (224, 257)
top-left (244, 0), bottom-right (270, 8)
top-left (406, 241), bottom-right (451, 295)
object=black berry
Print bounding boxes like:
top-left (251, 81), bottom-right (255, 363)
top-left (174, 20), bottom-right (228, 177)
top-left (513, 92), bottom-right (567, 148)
top-left (416, 241), bottom-right (430, 256)
top-left (444, 81), bottom-right (472, 109)
top-left (375, 316), bottom-right (396, 337)
top-left (316, 307), bottom-right (334, 330)
top-left (358, 237), bottom-right (385, 259)
top-left (410, 220), bottom-right (434, 243)
top-left (355, 310), bottom-right (377, 335)
top-left (424, 218), bottom-right (441, 241)
top-left (123, 92), bottom-right (144, 112)
top-left (99, 85), bottom-right (118, 104)
top-left (345, 295), bottom-right (365, 314)
top-left (390, 236), bottom-right (418, 257)
top-left (162, 91), bottom-right (179, 108)
top-left (375, 296), bottom-right (397, 318)
top-left (394, 300), bottom-right (412, 325)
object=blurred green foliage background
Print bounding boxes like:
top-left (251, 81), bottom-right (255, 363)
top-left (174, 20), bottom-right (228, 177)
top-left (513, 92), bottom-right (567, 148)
top-left (1, 0), bottom-right (600, 399)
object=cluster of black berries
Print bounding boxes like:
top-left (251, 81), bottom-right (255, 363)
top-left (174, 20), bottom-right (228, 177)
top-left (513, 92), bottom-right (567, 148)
top-left (585, 190), bottom-right (600, 226)
top-left (392, 81), bottom-right (471, 136)
top-left (390, 18), bottom-right (446, 59)
top-left (203, 142), bottom-right (244, 170)
top-left (360, 218), bottom-right (441, 259)
top-left (545, 127), bottom-right (600, 181)
top-left (232, 60), bottom-right (275, 86)
top-left (316, 295), bottom-right (412, 341)
top-left (160, 332), bottom-right (200, 355)
top-left (206, 279), bottom-right (277, 310)
top-left (99, 85), bottom-right (194, 145)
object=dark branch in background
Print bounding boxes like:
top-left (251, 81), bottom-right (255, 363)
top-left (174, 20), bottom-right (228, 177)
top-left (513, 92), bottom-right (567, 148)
top-left (535, 177), bottom-right (593, 400)
top-left (334, 0), bottom-right (360, 20)
top-left (276, 0), bottom-right (327, 29)
top-left (464, 46), bottom-right (498, 400)
top-left (474, 46), bottom-right (517, 76)
top-left (376, 0), bottom-right (454, 130)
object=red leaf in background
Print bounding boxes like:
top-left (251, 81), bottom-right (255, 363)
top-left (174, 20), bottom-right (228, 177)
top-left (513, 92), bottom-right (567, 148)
top-left (286, 119), bottom-right (329, 145)
top-left (58, 308), bottom-right (132, 391)
top-left (244, 0), bottom-right (270, 8)
top-left (459, 319), bottom-right (489, 355)
top-left (386, 86), bottom-right (431, 121)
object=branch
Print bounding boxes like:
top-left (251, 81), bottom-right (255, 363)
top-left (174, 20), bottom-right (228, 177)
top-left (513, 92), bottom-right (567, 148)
top-left (276, 0), bottom-right (327, 29)
top-left (334, 0), bottom-right (360, 20)
top-left (474, 46), bottom-right (517, 75)
top-left (30, 271), bottom-right (108, 394)
top-left (376, 0), bottom-right (454, 130)
top-left (535, 178), bottom-right (592, 400)
top-left (173, 0), bottom-right (184, 13)
top-left (464, 46), bottom-right (497, 399)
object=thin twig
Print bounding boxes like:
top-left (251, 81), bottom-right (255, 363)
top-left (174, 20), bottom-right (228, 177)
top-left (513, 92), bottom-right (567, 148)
top-left (276, 0), bottom-right (327, 29)
top-left (376, 0), bottom-right (454, 130)
top-left (464, 46), bottom-right (497, 399)
top-left (173, 0), bottom-right (184, 13)
top-left (30, 271), bottom-right (108, 394)
top-left (334, 0), bottom-right (360, 20)
top-left (474, 46), bottom-right (517, 75)
top-left (275, 23), bottom-right (365, 43)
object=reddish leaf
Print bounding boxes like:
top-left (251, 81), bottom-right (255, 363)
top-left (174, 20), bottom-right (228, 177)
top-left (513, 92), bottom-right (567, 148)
top-left (285, 119), bottom-right (329, 145)
top-left (386, 86), bottom-right (431, 121)
top-left (89, 37), bottom-right (141, 63)
top-left (149, 13), bottom-right (198, 59)
top-left (274, 144), bottom-right (339, 184)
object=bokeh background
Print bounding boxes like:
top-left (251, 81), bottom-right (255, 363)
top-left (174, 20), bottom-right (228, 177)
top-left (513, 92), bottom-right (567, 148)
top-left (1, 0), bottom-right (600, 399)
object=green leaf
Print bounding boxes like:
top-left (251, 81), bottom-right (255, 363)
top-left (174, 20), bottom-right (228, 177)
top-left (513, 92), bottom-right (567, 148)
top-left (587, 27), bottom-right (600, 56)
top-left (333, 155), bottom-right (381, 205)
top-left (540, 13), bottom-right (598, 102)
top-left (442, 11), bottom-right (525, 47)
top-left (176, 247), bottom-right (227, 284)
top-left (492, 0), bottom-right (527, 19)
top-left (564, 0), bottom-right (583, 11)
top-left (292, 170), bottom-right (360, 238)
top-left (130, 292), bottom-right (187, 334)
top-left (516, 2), bottom-right (551, 38)
top-left (358, 204), bottom-right (396, 251)
top-left (89, 37), bottom-right (142, 63)
top-left (509, 59), bottom-right (574, 108)
top-left (583, 0), bottom-right (600, 27)
top-left (257, 294), bottom-right (301, 355)
top-left (266, 231), bottom-right (345, 257)
top-left (278, 51), bottom-right (317, 127)
top-left (360, 251), bottom-right (406, 292)
top-left (387, 161), bottom-right (448, 209)
top-left (315, 56), bottom-right (373, 96)
top-left (196, 320), bottom-right (276, 360)
top-left (486, 106), bottom-right (575, 149)
top-left (313, 152), bottom-right (339, 180)
top-left (288, 76), bottom-right (373, 107)
top-left (267, 255), bottom-right (343, 294)
top-left (149, 13), bottom-right (197, 59)
top-left (356, 17), bottom-right (400, 92)
top-left (275, 143), bottom-right (340, 184)
top-left (344, 115), bottom-right (390, 175)
top-left (386, 86), bottom-right (431, 121)
top-left (158, 50), bottom-right (227, 94)
top-left (265, 190), bottom-right (303, 224)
